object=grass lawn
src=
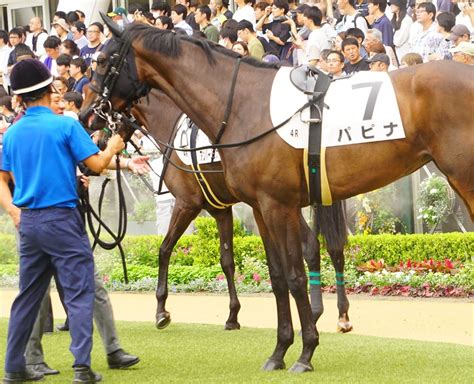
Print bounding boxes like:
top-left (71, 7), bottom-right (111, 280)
top-left (0, 319), bottom-right (473, 383)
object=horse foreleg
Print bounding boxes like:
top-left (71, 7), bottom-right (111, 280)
top-left (300, 215), bottom-right (324, 325)
top-left (210, 207), bottom-right (241, 330)
top-left (253, 208), bottom-right (292, 371)
top-left (261, 205), bottom-right (317, 373)
top-left (155, 200), bottom-right (200, 329)
top-left (328, 248), bottom-right (352, 333)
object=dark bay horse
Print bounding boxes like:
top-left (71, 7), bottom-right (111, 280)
top-left (81, 21), bottom-right (473, 372)
top-left (106, 87), bottom-right (352, 333)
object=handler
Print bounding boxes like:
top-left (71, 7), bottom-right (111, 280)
top-left (2, 59), bottom-right (124, 383)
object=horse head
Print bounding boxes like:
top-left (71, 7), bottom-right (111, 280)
top-left (79, 13), bottom-right (149, 134)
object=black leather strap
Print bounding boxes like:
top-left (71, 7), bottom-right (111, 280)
top-left (308, 71), bottom-right (332, 205)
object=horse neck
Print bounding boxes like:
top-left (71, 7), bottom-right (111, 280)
top-left (134, 39), bottom-right (275, 143)
top-left (132, 90), bottom-right (182, 150)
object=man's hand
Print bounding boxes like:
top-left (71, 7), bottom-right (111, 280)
top-left (80, 175), bottom-right (90, 189)
top-left (128, 155), bottom-right (151, 175)
top-left (107, 134), bottom-right (125, 154)
top-left (9, 207), bottom-right (20, 230)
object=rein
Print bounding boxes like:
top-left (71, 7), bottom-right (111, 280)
top-left (122, 101), bottom-right (315, 155)
top-left (214, 58), bottom-right (241, 145)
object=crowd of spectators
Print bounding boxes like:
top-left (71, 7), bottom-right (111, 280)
top-left (0, 0), bottom-right (473, 141)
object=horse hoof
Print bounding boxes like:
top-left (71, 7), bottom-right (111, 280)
top-left (337, 321), bottom-right (353, 333)
top-left (262, 358), bottom-right (286, 371)
top-left (156, 312), bottom-right (171, 329)
top-left (288, 361), bottom-right (314, 373)
top-left (224, 321), bottom-right (240, 330)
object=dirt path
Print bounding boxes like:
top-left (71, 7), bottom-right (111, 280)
top-left (1, 289), bottom-right (472, 346)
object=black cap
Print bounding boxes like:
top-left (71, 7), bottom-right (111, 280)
top-left (10, 59), bottom-right (53, 95)
top-left (367, 53), bottom-right (390, 65)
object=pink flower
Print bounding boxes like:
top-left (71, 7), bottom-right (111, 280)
top-left (103, 275), bottom-right (109, 283)
top-left (252, 273), bottom-right (261, 283)
top-left (216, 274), bottom-right (225, 281)
top-left (445, 259), bottom-right (454, 270)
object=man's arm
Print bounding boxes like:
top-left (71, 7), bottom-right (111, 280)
top-left (0, 171), bottom-right (20, 229)
top-left (82, 134), bottom-right (125, 173)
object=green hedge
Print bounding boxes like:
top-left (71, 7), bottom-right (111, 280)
top-left (0, 264), bottom-right (18, 277)
top-left (1, 229), bottom-right (472, 268)
top-left (110, 264), bottom-right (223, 284)
top-left (114, 232), bottom-right (473, 269)
top-left (347, 233), bottom-right (474, 265)
top-left (0, 234), bottom-right (17, 264)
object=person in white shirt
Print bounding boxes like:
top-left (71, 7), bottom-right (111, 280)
top-left (51, 18), bottom-right (69, 42)
top-left (304, 6), bottom-right (332, 66)
top-left (408, 2), bottom-right (444, 62)
top-left (0, 31), bottom-right (12, 93)
top-left (40, 36), bottom-right (61, 77)
top-left (233, 0), bottom-right (257, 30)
top-left (390, 0), bottom-right (413, 59)
top-left (335, 0), bottom-right (369, 34)
top-left (70, 22), bottom-right (89, 50)
top-left (63, 91), bottom-right (82, 120)
top-left (455, 2), bottom-right (474, 33)
top-left (25, 17), bottom-right (48, 58)
top-left (171, 4), bottom-right (194, 36)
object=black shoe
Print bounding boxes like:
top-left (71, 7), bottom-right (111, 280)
top-left (107, 349), bottom-right (140, 369)
top-left (56, 323), bottom-right (69, 332)
top-left (72, 366), bottom-right (102, 384)
top-left (3, 367), bottom-right (44, 382)
top-left (28, 362), bottom-right (60, 375)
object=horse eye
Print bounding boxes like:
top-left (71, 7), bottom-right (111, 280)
top-left (97, 57), bottom-right (107, 65)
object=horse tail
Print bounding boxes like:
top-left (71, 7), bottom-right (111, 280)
top-left (314, 201), bottom-right (348, 253)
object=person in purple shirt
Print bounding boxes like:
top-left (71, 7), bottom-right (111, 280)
top-left (368, 0), bottom-right (394, 47)
top-left (437, 0), bottom-right (453, 13)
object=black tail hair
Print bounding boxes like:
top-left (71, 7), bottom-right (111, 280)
top-left (314, 201), bottom-right (348, 253)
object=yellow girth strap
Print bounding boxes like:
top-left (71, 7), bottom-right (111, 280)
top-left (190, 162), bottom-right (233, 210)
top-left (304, 147), bottom-right (333, 206)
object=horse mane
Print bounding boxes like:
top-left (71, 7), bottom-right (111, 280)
top-left (125, 23), bottom-right (281, 70)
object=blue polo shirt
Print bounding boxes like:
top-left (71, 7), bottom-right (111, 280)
top-left (0, 145), bottom-right (14, 194)
top-left (2, 106), bottom-right (99, 209)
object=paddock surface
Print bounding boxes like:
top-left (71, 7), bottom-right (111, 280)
top-left (0, 289), bottom-right (472, 346)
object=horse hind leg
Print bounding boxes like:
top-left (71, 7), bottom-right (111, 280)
top-left (433, 149), bottom-right (474, 221)
top-left (446, 174), bottom-right (474, 222)
top-left (329, 249), bottom-right (352, 333)
top-left (155, 201), bottom-right (200, 329)
top-left (300, 215), bottom-right (324, 325)
top-left (210, 207), bottom-right (241, 330)
top-left (315, 202), bottom-right (352, 333)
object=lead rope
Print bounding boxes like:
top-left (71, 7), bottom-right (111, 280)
top-left (82, 155), bottom-right (128, 283)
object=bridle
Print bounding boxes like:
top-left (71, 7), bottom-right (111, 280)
top-left (87, 32), bottom-right (150, 135)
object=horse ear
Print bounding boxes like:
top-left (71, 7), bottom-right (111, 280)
top-left (100, 11), bottom-right (123, 37)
